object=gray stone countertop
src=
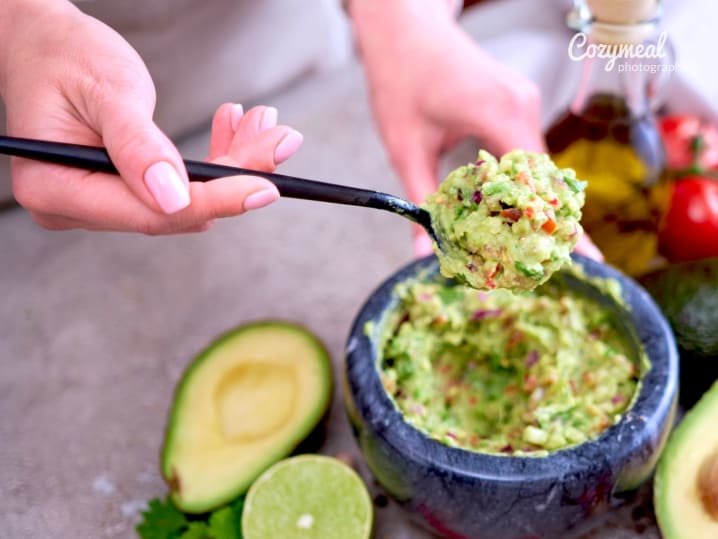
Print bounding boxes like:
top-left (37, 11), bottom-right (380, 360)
top-left (0, 61), bottom-right (660, 538)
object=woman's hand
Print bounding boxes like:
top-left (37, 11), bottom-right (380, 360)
top-left (0, 0), bottom-right (302, 234)
top-left (349, 0), bottom-right (545, 254)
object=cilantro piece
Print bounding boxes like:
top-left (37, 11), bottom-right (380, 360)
top-left (179, 522), bottom-right (209, 539)
top-left (563, 175), bottom-right (587, 194)
top-left (137, 494), bottom-right (245, 539)
top-left (207, 506), bottom-right (241, 539)
top-left (438, 287), bottom-right (463, 305)
top-left (515, 262), bottom-right (545, 280)
top-left (136, 497), bottom-right (188, 539)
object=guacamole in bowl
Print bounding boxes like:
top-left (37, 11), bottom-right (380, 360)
top-left (378, 272), bottom-right (645, 456)
top-left (424, 150), bottom-right (585, 291)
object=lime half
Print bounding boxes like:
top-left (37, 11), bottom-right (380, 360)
top-left (241, 455), bottom-right (373, 539)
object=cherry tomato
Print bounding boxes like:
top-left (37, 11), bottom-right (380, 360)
top-left (658, 115), bottom-right (718, 171)
top-left (658, 176), bottom-right (718, 262)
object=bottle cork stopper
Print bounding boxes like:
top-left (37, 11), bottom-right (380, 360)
top-left (585, 0), bottom-right (660, 44)
top-left (586, 0), bottom-right (659, 24)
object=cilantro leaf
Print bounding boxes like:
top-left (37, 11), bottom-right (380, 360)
top-left (136, 497), bottom-right (188, 539)
top-left (515, 261), bottom-right (545, 280)
top-left (207, 506), bottom-right (241, 539)
top-left (179, 522), bottom-right (209, 539)
top-left (438, 287), bottom-right (462, 305)
top-left (563, 175), bottom-right (587, 193)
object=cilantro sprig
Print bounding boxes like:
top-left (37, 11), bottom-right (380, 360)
top-left (136, 496), bottom-right (244, 539)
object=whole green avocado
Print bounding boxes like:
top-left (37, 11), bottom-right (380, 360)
top-left (639, 257), bottom-right (718, 358)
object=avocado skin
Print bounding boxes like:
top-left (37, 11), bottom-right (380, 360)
top-left (654, 380), bottom-right (718, 539)
top-left (639, 259), bottom-right (718, 407)
top-left (639, 258), bottom-right (718, 359)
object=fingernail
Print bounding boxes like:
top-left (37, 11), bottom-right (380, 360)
top-left (259, 107), bottom-right (278, 131)
top-left (230, 104), bottom-right (244, 131)
top-left (274, 130), bottom-right (304, 164)
top-left (144, 161), bottom-right (190, 214)
top-left (243, 187), bottom-right (280, 211)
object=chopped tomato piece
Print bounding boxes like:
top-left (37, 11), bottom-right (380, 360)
top-left (542, 216), bottom-right (557, 234)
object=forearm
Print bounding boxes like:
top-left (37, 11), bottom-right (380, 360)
top-left (348, 0), bottom-right (460, 58)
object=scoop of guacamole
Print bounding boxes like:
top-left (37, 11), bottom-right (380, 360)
top-left (423, 150), bottom-right (586, 291)
top-left (378, 275), bottom-right (643, 455)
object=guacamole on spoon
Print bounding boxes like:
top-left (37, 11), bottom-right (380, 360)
top-left (423, 150), bottom-right (586, 291)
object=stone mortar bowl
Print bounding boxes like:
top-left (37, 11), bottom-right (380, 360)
top-left (344, 254), bottom-right (678, 539)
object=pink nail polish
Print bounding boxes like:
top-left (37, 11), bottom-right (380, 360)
top-left (259, 107), bottom-right (278, 131)
top-left (274, 130), bottom-right (304, 164)
top-left (230, 104), bottom-right (244, 131)
top-left (243, 187), bottom-right (280, 211)
top-left (144, 162), bottom-right (190, 214)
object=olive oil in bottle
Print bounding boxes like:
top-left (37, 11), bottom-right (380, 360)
top-left (546, 0), bottom-right (671, 276)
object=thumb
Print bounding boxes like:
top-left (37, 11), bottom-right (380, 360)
top-left (100, 101), bottom-right (190, 215)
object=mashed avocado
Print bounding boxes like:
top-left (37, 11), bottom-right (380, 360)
top-left (423, 150), bottom-right (586, 291)
top-left (378, 275), bottom-right (643, 455)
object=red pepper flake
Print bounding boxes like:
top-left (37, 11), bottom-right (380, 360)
top-left (549, 197), bottom-right (559, 206)
top-left (446, 431), bottom-right (458, 441)
top-left (524, 206), bottom-right (535, 219)
top-left (500, 444), bottom-right (514, 453)
top-left (468, 395), bottom-right (478, 406)
top-left (469, 435), bottom-right (479, 446)
top-left (611, 394), bottom-right (626, 405)
top-left (472, 190), bottom-right (483, 204)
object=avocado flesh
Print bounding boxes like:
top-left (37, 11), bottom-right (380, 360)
top-left (161, 321), bottom-right (333, 513)
top-left (655, 381), bottom-right (718, 538)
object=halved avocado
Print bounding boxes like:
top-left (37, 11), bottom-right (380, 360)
top-left (161, 321), bottom-right (333, 513)
top-left (654, 380), bottom-right (718, 538)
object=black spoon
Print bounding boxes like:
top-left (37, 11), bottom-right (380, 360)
top-left (0, 135), bottom-right (442, 248)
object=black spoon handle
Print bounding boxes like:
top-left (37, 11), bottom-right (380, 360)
top-left (0, 135), bottom-right (428, 224)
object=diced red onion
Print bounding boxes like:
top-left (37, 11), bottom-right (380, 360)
top-left (471, 308), bottom-right (503, 320)
top-left (525, 350), bottom-right (540, 367)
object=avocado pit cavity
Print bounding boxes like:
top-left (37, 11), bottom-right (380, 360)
top-left (698, 448), bottom-right (718, 521)
top-left (215, 362), bottom-right (297, 442)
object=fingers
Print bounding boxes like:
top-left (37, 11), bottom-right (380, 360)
top-left (99, 100), bottom-right (191, 215)
top-left (18, 165), bottom-right (279, 234)
top-left (389, 132), bottom-right (440, 206)
top-left (208, 103), bottom-right (244, 160)
top-left (14, 100), bottom-right (301, 234)
top-left (574, 233), bottom-right (605, 262)
top-left (413, 226), bottom-right (435, 257)
top-left (209, 104), bottom-right (304, 171)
